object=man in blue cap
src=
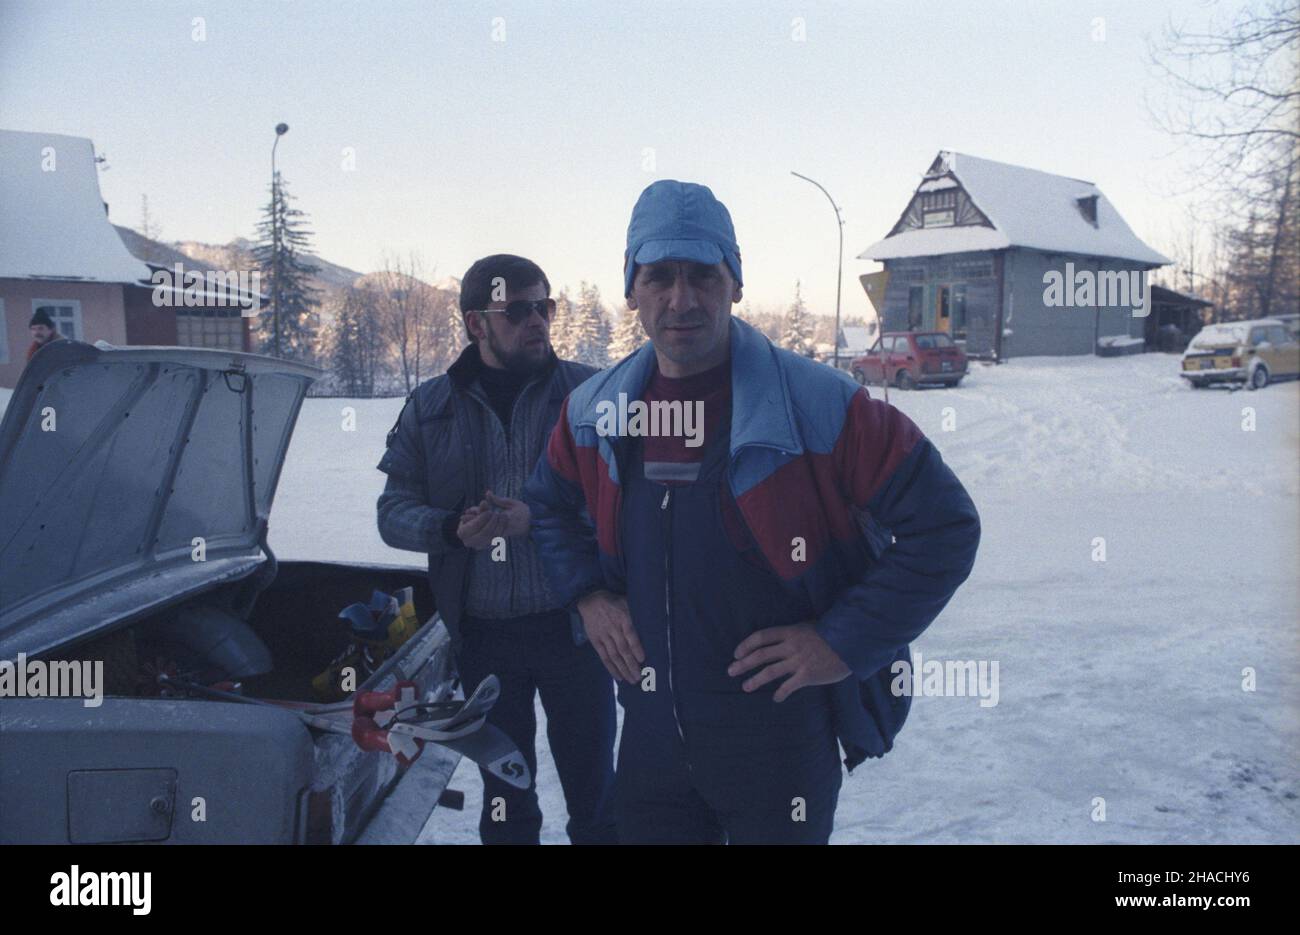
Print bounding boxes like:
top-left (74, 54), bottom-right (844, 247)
top-left (524, 180), bottom-right (980, 843)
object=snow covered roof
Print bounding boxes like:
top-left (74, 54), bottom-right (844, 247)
top-left (859, 151), bottom-right (1172, 267)
top-left (838, 325), bottom-right (875, 352)
top-left (0, 129), bottom-right (153, 284)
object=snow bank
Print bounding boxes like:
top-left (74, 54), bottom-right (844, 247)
top-left (5, 353), bottom-right (1295, 844)
top-left (1097, 335), bottom-right (1145, 348)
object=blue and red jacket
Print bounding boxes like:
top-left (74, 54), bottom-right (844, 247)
top-left (523, 316), bottom-right (980, 769)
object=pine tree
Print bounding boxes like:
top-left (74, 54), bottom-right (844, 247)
top-left (326, 285), bottom-right (390, 397)
top-left (569, 281), bottom-right (611, 368)
top-left (779, 280), bottom-right (815, 357)
top-left (550, 287), bottom-right (578, 360)
top-left (252, 175), bottom-right (320, 361)
top-left (608, 308), bottom-right (646, 361)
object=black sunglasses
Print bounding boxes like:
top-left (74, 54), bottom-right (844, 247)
top-left (471, 298), bottom-right (555, 326)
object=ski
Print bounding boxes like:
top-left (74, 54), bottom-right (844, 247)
top-left (437, 722), bottom-right (532, 790)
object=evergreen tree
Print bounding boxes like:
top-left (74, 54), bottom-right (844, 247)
top-left (252, 175), bottom-right (320, 361)
top-left (325, 285), bottom-right (386, 397)
top-left (779, 280), bottom-right (815, 357)
top-left (550, 287), bottom-right (578, 360)
top-left (570, 281), bottom-right (611, 368)
top-left (608, 308), bottom-right (646, 361)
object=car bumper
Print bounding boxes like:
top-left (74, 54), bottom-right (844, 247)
top-left (1181, 367), bottom-right (1244, 383)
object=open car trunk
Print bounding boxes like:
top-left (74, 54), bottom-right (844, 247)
top-left (3, 560), bottom-right (457, 844)
top-left (0, 344), bottom-right (459, 844)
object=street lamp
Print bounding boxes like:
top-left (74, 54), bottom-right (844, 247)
top-left (270, 123), bottom-right (289, 357)
top-left (791, 171), bottom-right (844, 369)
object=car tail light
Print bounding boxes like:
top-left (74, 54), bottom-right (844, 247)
top-left (1231, 356), bottom-right (1241, 367)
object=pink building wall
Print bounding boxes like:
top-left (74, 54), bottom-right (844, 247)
top-left (0, 278), bottom-right (127, 388)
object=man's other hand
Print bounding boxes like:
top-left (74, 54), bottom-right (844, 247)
top-left (577, 590), bottom-right (645, 684)
top-left (728, 623), bottom-right (852, 702)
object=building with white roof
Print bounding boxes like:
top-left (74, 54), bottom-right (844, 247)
top-left (858, 151), bottom-right (1171, 359)
top-left (0, 129), bottom-right (254, 388)
top-left (1, 129), bottom-right (152, 386)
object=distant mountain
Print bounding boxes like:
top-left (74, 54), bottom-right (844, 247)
top-left (172, 237), bottom-right (365, 296)
top-left (114, 225), bottom-right (213, 271)
top-left (114, 226), bottom-right (461, 331)
top-left (353, 270), bottom-right (461, 295)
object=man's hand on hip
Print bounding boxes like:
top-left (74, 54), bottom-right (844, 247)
top-left (728, 623), bottom-right (852, 702)
top-left (577, 590), bottom-right (645, 684)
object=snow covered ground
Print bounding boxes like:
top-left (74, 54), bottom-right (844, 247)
top-left (10, 349), bottom-right (1292, 843)
top-left (261, 353), bottom-right (1299, 844)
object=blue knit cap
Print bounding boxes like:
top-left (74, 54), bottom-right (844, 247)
top-left (624, 180), bottom-right (742, 296)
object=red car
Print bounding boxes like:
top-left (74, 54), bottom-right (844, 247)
top-left (851, 331), bottom-right (968, 389)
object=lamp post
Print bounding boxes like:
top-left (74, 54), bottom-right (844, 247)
top-left (791, 171), bottom-right (844, 369)
top-left (271, 122), bottom-right (289, 357)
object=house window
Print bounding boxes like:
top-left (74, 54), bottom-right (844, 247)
top-left (920, 190), bottom-right (957, 211)
top-left (954, 258), bottom-right (994, 279)
top-left (32, 299), bottom-right (83, 341)
top-left (1077, 195), bottom-right (1099, 226)
top-left (176, 308), bottom-right (244, 351)
top-left (919, 189), bottom-right (957, 228)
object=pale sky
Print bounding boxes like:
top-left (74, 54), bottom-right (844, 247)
top-left (0, 0), bottom-right (1235, 318)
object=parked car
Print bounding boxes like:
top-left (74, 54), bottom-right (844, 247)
top-left (851, 331), bottom-right (968, 389)
top-left (1180, 318), bottom-right (1300, 390)
top-left (1274, 313), bottom-right (1300, 341)
top-left (0, 342), bottom-right (458, 844)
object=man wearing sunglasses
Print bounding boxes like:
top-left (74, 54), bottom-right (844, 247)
top-left (524, 182), bottom-right (980, 843)
top-left (376, 254), bottom-right (616, 845)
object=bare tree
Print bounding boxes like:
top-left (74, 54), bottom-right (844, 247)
top-left (1150, 0), bottom-right (1300, 318)
top-left (138, 195), bottom-right (165, 260)
top-left (373, 253), bottom-right (442, 393)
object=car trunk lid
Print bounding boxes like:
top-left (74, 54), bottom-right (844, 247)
top-left (0, 341), bottom-right (320, 659)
